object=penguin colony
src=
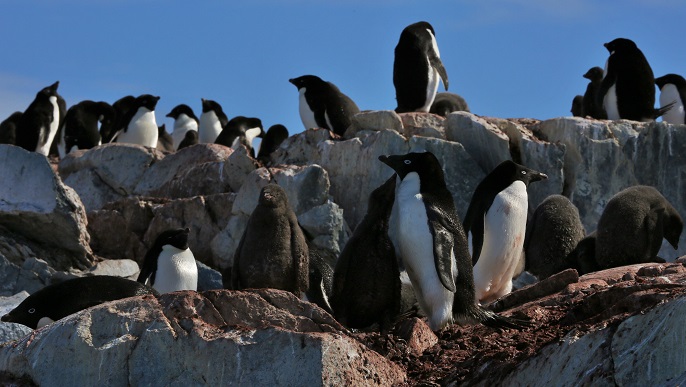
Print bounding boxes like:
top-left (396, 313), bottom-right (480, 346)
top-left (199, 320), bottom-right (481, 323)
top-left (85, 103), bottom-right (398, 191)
top-left (1, 22), bottom-right (684, 340)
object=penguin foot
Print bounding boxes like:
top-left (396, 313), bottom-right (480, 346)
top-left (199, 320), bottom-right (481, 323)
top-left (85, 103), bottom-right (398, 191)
top-left (458, 306), bottom-right (532, 331)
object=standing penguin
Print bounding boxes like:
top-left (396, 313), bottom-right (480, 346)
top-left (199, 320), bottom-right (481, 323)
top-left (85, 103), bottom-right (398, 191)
top-left (289, 75), bottom-right (360, 136)
top-left (156, 124), bottom-right (174, 152)
top-left (102, 95), bottom-right (136, 143)
top-left (571, 95), bottom-right (585, 117)
top-left (655, 74), bottom-right (686, 125)
top-left (379, 152), bottom-right (527, 331)
top-left (257, 124), bottom-right (289, 164)
top-left (230, 184), bottom-right (309, 296)
top-left (525, 195), bottom-right (586, 279)
top-left (113, 94), bottom-right (160, 148)
top-left (214, 115), bottom-right (264, 156)
top-left (0, 112), bottom-right (22, 145)
top-left (393, 21), bottom-right (449, 113)
top-left (137, 227), bottom-right (198, 293)
top-left (166, 104), bottom-right (199, 150)
top-left (58, 100), bottom-right (115, 157)
top-left (15, 81), bottom-right (63, 155)
top-left (331, 175), bottom-right (402, 331)
top-left (464, 160), bottom-right (547, 304)
top-left (177, 130), bottom-right (198, 150)
top-left (599, 38), bottom-right (669, 122)
top-left (595, 185), bottom-right (683, 269)
top-left (198, 98), bottom-right (228, 144)
top-left (582, 66), bottom-right (607, 119)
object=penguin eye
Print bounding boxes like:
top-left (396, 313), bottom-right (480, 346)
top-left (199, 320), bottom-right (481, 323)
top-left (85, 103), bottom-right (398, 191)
top-left (404, 160), bottom-right (411, 165)
top-left (28, 308), bottom-right (36, 314)
top-left (521, 171), bottom-right (527, 175)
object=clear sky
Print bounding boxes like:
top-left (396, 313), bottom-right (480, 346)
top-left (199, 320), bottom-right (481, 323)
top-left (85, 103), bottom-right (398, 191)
top-left (1, 1), bottom-right (684, 135)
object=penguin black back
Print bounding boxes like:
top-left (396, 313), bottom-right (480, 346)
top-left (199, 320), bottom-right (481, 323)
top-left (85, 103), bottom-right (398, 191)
top-left (289, 75), bottom-right (360, 136)
top-left (582, 66), bottom-right (606, 119)
top-left (177, 130), bottom-right (198, 150)
top-left (15, 81), bottom-right (61, 154)
top-left (463, 160), bottom-right (548, 264)
top-left (331, 175), bottom-right (401, 331)
top-left (166, 104), bottom-right (199, 122)
top-left (215, 115), bottom-right (263, 156)
top-left (62, 100), bottom-right (115, 154)
top-left (1, 276), bottom-right (158, 329)
top-left (104, 95), bottom-right (136, 143)
top-left (257, 124), bottom-right (289, 164)
top-left (571, 95), bottom-right (585, 117)
top-left (137, 228), bottom-right (190, 287)
top-left (394, 21), bottom-right (449, 113)
top-left (0, 112), bottom-right (22, 145)
top-left (430, 92), bottom-right (470, 117)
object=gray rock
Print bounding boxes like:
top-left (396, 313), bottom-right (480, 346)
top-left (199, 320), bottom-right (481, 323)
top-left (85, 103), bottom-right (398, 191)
top-left (445, 112), bottom-right (512, 174)
top-left (150, 161), bottom-right (230, 199)
top-left (0, 323), bottom-right (32, 343)
top-left (0, 145), bottom-right (93, 270)
top-left (231, 168), bottom-right (272, 216)
top-left (271, 128), bottom-right (334, 166)
top-left (86, 259), bottom-right (139, 280)
top-left (345, 110), bottom-right (403, 139)
top-left (223, 145), bottom-right (260, 192)
top-left (0, 292), bottom-right (29, 317)
top-left (298, 201), bottom-right (350, 256)
top-left (196, 261), bottom-right (223, 291)
top-left (399, 112), bottom-right (446, 139)
top-left (272, 164), bottom-right (330, 214)
top-left (210, 214), bottom-right (249, 270)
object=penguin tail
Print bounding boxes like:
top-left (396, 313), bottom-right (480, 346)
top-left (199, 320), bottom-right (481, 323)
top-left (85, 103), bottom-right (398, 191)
top-left (655, 100), bottom-right (677, 119)
top-left (458, 305), bottom-right (532, 331)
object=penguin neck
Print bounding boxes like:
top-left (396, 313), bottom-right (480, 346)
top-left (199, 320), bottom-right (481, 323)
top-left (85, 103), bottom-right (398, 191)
top-left (130, 108), bottom-right (156, 127)
top-left (161, 244), bottom-right (188, 256)
top-left (245, 127), bottom-right (262, 146)
top-left (174, 114), bottom-right (198, 132)
top-left (396, 172), bottom-right (422, 201)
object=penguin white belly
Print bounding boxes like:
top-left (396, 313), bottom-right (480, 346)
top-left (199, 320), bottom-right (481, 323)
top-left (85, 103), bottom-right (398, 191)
top-left (36, 96), bottom-right (60, 156)
top-left (472, 181), bottom-right (528, 304)
top-left (118, 109), bottom-right (158, 148)
top-left (396, 173), bottom-right (455, 330)
top-left (418, 31), bottom-right (442, 113)
top-left (298, 88), bottom-right (318, 130)
top-left (172, 114), bottom-right (198, 150)
top-left (604, 84), bottom-right (620, 120)
top-left (660, 84), bottom-right (685, 125)
top-left (245, 127), bottom-right (262, 148)
top-left (153, 245), bottom-right (198, 293)
top-left (199, 111), bottom-right (223, 143)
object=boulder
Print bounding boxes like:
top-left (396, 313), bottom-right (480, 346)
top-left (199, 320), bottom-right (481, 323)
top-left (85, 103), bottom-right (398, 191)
top-left (0, 145), bottom-right (93, 270)
top-left (0, 289), bottom-right (406, 386)
top-left (344, 110), bottom-right (403, 139)
top-left (445, 112), bottom-right (512, 174)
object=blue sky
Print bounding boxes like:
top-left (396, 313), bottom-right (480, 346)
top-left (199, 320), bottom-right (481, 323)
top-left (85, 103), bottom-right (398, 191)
top-left (1, 1), bottom-right (684, 135)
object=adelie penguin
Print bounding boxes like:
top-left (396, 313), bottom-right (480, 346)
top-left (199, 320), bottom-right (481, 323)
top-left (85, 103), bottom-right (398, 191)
top-left (393, 21), bottom-right (449, 113)
top-left (57, 100), bottom-right (115, 157)
top-left (229, 184), bottom-right (309, 296)
top-left (595, 185), bottom-right (683, 269)
top-left (137, 227), bottom-right (198, 294)
top-left (198, 98), bottom-right (228, 144)
top-left (430, 92), bottom-right (469, 117)
top-left (15, 81), bottom-right (64, 156)
top-left (463, 160), bottom-right (547, 304)
top-left (177, 130), bottom-right (198, 150)
top-left (156, 124), bottom-right (175, 153)
top-left (0, 112), bottom-right (22, 145)
top-left (1, 276), bottom-right (158, 329)
top-left (655, 74), bottom-right (686, 125)
top-left (599, 38), bottom-right (672, 122)
top-left (257, 124), bottom-right (289, 164)
top-left (102, 95), bottom-right (135, 143)
top-left (112, 94), bottom-right (160, 148)
top-left (215, 115), bottom-right (264, 157)
top-left (166, 104), bottom-right (199, 150)
top-left (331, 175), bottom-right (402, 332)
top-left (379, 152), bottom-right (528, 331)
top-left (289, 75), bottom-right (360, 137)
top-left (582, 66), bottom-right (606, 119)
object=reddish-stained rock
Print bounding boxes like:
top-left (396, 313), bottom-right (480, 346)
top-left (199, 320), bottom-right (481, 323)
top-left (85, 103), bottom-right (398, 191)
top-left (396, 318), bottom-right (438, 356)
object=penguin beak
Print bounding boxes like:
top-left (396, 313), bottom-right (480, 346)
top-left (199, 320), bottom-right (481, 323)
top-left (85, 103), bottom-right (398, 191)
top-left (1, 313), bottom-right (12, 323)
top-left (378, 155), bottom-right (402, 174)
top-left (532, 172), bottom-right (548, 183)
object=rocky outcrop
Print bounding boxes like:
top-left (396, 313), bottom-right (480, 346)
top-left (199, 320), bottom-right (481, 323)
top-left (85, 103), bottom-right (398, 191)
top-left (0, 289), bottom-right (406, 386)
top-left (0, 145), bottom-right (93, 270)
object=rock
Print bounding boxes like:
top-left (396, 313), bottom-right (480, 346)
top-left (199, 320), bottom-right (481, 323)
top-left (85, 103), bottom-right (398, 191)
top-left (223, 144), bottom-right (260, 192)
top-left (150, 161), bottom-right (229, 198)
top-left (271, 128), bottom-right (335, 166)
top-left (345, 110), bottom-right (403, 139)
top-left (445, 112), bottom-right (511, 174)
top-left (0, 292), bottom-right (29, 317)
top-left (0, 145), bottom-right (93, 270)
top-left (298, 201), bottom-right (350, 256)
top-left (491, 269), bottom-right (579, 312)
top-left (210, 214), bottom-right (249, 270)
top-left (134, 143), bottom-right (232, 196)
top-left (85, 259), bottom-right (139, 280)
top-left (396, 317), bottom-right (438, 356)
top-left (231, 168), bottom-right (272, 216)
top-left (272, 164), bottom-right (330, 214)
top-left (59, 143), bottom-right (164, 211)
top-left (0, 323), bottom-right (32, 344)
top-left (196, 261), bottom-right (223, 291)
top-left (399, 112), bottom-right (446, 139)
top-left (0, 289), bottom-right (406, 386)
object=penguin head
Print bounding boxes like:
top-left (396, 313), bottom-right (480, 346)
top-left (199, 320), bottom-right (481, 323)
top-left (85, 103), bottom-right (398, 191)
top-left (1, 290), bottom-right (53, 329)
top-left (135, 94), bottom-right (160, 111)
top-left (492, 160), bottom-right (548, 187)
top-left (96, 101), bottom-right (117, 132)
top-left (258, 183), bottom-right (288, 209)
top-left (399, 21), bottom-right (436, 43)
top-left (604, 38), bottom-right (638, 55)
top-left (158, 124), bottom-right (166, 135)
top-left (154, 228), bottom-right (190, 251)
top-left (583, 67), bottom-right (604, 82)
top-left (289, 75), bottom-right (324, 91)
top-left (655, 74), bottom-right (686, 91)
top-left (166, 104), bottom-right (199, 122)
top-left (266, 124), bottom-right (289, 142)
top-left (226, 116), bottom-right (264, 136)
top-left (36, 81), bottom-right (60, 100)
top-left (201, 98), bottom-right (225, 115)
top-left (378, 151), bottom-right (443, 181)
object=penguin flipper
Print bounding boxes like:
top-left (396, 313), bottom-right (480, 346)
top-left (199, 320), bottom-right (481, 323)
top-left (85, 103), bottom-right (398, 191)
top-left (655, 100), bottom-right (677, 119)
top-left (230, 229), bottom-right (247, 290)
top-left (290, 217), bottom-right (310, 293)
top-left (137, 248), bottom-right (158, 286)
top-left (597, 70), bottom-right (616, 110)
top-left (460, 305), bottom-right (532, 331)
top-left (463, 199), bottom-right (485, 265)
top-left (425, 203), bottom-right (458, 293)
top-left (428, 51), bottom-right (449, 91)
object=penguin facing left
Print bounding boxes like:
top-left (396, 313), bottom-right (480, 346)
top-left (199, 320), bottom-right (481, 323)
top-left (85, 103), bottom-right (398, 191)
top-left (58, 100), bottom-right (115, 157)
top-left (463, 160), bottom-right (547, 304)
top-left (214, 115), bottom-right (264, 157)
top-left (582, 66), bottom-right (606, 119)
top-left (156, 124), bottom-right (175, 152)
top-left (289, 75), bottom-right (360, 136)
top-left (379, 152), bottom-right (528, 331)
top-left (1, 276), bottom-right (158, 329)
top-left (230, 184), bottom-right (309, 296)
top-left (137, 227), bottom-right (198, 294)
top-left (15, 81), bottom-right (63, 155)
top-left (393, 21), bottom-right (449, 113)
top-left (257, 124), bottom-right (289, 164)
top-left (166, 104), bottom-right (199, 150)
top-left (331, 175), bottom-right (402, 332)
top-left (655, 74), bottom-right (686, 125)
top-left (599, 38), bottom-right (670, 122)
top-left (113, 94), bottom-right (160, 148)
